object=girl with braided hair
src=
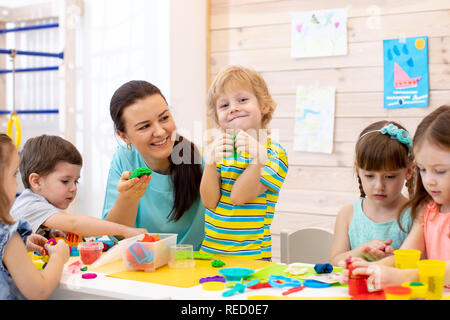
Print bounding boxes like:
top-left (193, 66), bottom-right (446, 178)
top-left (329, 121), bottom-right (415, 266)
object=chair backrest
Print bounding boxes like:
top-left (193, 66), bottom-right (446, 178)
top-left (280, 227), bottom-right (334, 264)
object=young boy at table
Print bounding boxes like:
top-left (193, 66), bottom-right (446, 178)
top-left (11, 134), bottom-right (147, 239)
top-left (199, 65), bottom-right (288, 260)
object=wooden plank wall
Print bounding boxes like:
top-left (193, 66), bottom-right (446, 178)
top-left (209, 0), bottom-right (450, 261)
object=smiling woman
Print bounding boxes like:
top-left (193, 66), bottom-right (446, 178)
top-left (102, 80), bottom-right (206, 250)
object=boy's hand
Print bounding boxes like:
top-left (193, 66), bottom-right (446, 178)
top-left (205, 132), bottom-right (234, 164)
top-left (360, 239), bottom-right (394, 261)
top-left (26, 233), bottom-right (48, 255)
top-left (234, 130), bottom-right (268, 164)
top-left (117, 171), bottom-right (151, 200)
top-left (45, 239), bottom-right (70, 264)
top-left (123, 227), bottom-right (148, 239)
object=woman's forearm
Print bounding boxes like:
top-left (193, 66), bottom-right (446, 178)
top-left (104, 193), bottom-right (140, 227)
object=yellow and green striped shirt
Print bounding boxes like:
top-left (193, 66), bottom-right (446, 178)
top-left (200, 139), bottom-right (288, 260)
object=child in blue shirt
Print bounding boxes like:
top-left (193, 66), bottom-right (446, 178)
top-left (329, 121), bottom-right (414, 265)
top-left (0, 134), bottom-right (69, 300)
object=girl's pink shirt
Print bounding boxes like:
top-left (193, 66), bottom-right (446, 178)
top-left (421, 201), bottom-right (450, 260)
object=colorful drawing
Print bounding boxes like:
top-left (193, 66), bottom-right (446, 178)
top-left (293, 86), bottom-right (335, 154)
top-left (383, 36), bottom-right (429, 109)
top-left (291, 8), bottom-right (348, 58)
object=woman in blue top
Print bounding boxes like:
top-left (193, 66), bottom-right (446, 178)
top-left (102, 80), bottom-right (205, 250)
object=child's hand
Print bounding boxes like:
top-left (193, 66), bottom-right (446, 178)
top-left (337, 257), bottom-right (370, 284)
top-left (26, 233), bottom-right (48, 255)
top-left (205, 132), bottom-right (234, 164)
top-left (45, 239), bottom-right (70, 263)
top-left (351, 263), bottom-right (409, 291)
top-left (123, 227), bottom-right (148, 239)
top-left (117, 171), bottom-right (151, 200)
top-left (234, 130), bottom-right (268, 164)
top-left (360, 239), bottom-right (394, 261)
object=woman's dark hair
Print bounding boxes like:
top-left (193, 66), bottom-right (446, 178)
top-left (110, 80), bottom-right (202, 222)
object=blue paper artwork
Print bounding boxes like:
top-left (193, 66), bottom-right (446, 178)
top-left (383, 36), bottom-right (429, 109)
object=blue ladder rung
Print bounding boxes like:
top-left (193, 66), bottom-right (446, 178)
top-left (0, 66), bottom-right (59, 74)
top-left (0, 23), bottom-right (59, 34)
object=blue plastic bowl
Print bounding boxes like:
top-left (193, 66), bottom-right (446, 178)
top-left (218, 268), bottom-right (254, 281)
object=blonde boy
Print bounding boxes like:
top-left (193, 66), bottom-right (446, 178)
top-left (200, 66), bottom-right (288, 260)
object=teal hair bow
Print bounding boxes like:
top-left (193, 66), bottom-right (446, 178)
top-left (380, 124), bottom-right (412, 148)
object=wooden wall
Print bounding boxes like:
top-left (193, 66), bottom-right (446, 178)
top-left (209, 0), bottom-right (450, 261)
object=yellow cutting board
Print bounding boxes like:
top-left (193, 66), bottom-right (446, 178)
top-left (90, 256), bottom-right (272, 288)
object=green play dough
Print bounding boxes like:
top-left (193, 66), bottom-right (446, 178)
top-left (193, 251), bottom-right (214, 260)
top-left (129, 167), bottom-right (153, 179)
top-left (211, 259), bottom-right (226, 268)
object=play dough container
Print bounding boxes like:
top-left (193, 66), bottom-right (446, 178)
top-left (122, 241), bottom-right (156, 272)
top-left (402, 282), bottom-right (428, 300)
top-left (384, 286), bottom-right (411, 300)
top-left (168, 244), bottom-right (195, 269)
top-left (121, 233), bottom-right (177, 271)
top-left (393, 249), bottom-right (421, 269)
top-left (417, 259), bottom-right (446, 300)
top-left (78, 242), bottom-right (103, 265)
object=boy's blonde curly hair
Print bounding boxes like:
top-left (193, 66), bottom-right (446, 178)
top-left (206, 66), bottom-right (276, 129)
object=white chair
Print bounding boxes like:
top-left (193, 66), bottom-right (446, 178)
top-left (280, 227), bottom-right (334, 264)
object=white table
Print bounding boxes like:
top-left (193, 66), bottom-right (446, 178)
top-left (50, 262), bottom-right (351, 300)
top-left (50, 261), bottom-right (450, 300)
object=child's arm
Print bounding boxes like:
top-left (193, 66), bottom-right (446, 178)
top-left (230, 162), bottom-right (268, 205)
top-left (3, 233), bottom-right (69, 299)
top-left (200, 163), bottom-right (222, 209)
top-left (330, 205), bottom-right (394, 265)
top-left (374, 210), bottom-right (427, 267)
top-left (200, 133), bottom-right (234, 209)
top-left (329, 204), bottom-right (353, 265)
top-left (43, 212), bottom-right (148, 238)
top-left (230, 131), bottom-right (269, 205)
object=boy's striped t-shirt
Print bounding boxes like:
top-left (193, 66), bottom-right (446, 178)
top-left (200, 139), bottom-right (288, 260)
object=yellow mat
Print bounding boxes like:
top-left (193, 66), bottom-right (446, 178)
top-left (89, 256), bottom-right (272, 288)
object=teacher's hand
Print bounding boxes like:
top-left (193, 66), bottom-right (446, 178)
top-left (117, 171), bottom-right (151, 200)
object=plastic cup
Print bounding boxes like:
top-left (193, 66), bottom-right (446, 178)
top-left (78, 242), bottom-right (103, 265)
top-left (384, 286), bottom-right (411, 300)
top-left (168, 244), bottom-right (195, 269)
top-left (401, 282), bottom-right (428, 300)
top-left (393, 249), bottom-right (421, 269)
top-left (417, 259), bottom-right (446, 300)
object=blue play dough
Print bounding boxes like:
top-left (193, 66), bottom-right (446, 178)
top-left (314, 263), bottom-right (333, 274)
top-left (303, 279), bottom-right (331, 288)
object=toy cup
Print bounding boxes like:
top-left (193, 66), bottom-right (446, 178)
top-left (393, 249), bottom-right (421, 269)
top-left (78, 242), bottom-right (103, 265)
top-left (384, 286), bottom-right (411, 300)
top-left (168, 244), bottom-right (195, 269)
top-left (401, 282), bottom-right (428, 300)
top-left (417, 259), bottom-right (446, 300)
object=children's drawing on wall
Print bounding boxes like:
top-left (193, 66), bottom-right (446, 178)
top-left (383, 36), bottom-right (429, 109)
top-left (290, 8), bottom-right (348, 58)
top-left (293, 86), bottom-right (335, 154)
